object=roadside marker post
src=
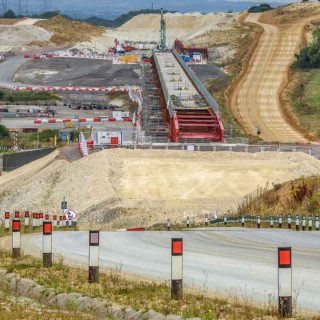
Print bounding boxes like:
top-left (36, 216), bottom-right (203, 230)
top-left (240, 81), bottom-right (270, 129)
top-left (53, 215), bottom-right (57, 227)
top-left (224, 215), bottom-right (227, 226)
top-left (257, 215), bottom-right (261, 229)
top-left (167, 218), bottom-right (170, 231)
top-left (12, 219), bottom-right (21, 258)
top-left (63, 215), bottom-right (67, 227)
top-left (88, 230), bottom-right (100, 283)
top-left (270, 216), bottom-right (274, 228)
top-left (4, 212), bottom-right (10, 232)
top-left (24, 211), bottom-right (29, 228)
top-left (205, 214), bottom-right (208, 227)
top-left (37, 213), bottom-right (40, 227)
top-left (278, 247), bottom-right (292, 318)
top-left (59, 216), bottom-right (62, 227)
top-left (43, 222), bottom-right (53, 267)
top-left (288, 214), bottom-right (292, 230)
top-left (171, 238), bottom-right (183, 300)
top-left (302, 216), bottom-right (306, 231)
top-left (316, 215), bottom-right (319, 231)
top-left (39, 213), bottom-right (43, 226)
top-left (241, 215), bottom-right (245, 227)
top-left (32, 213), bottom-right (36, 229)
top-left (308, 215), bottom-right (312, 231)
top-left (295, 215), bottom-right (300, 231)
top-left (279, 214), bottom-right (283, 228)
top-left (186, 216), bottom-right (190, 228)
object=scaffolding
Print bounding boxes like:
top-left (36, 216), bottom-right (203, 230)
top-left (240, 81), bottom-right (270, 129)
top-left (141, 63), bottom-right (168, 142)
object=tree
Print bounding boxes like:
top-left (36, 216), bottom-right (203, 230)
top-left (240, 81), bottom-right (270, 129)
top-left (3, 10), bottom-right (16, 19)
top-left (0, 125), bottom-right (10, 138)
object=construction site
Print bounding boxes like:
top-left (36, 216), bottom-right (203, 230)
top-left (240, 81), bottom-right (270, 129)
top-left (0, 4), bottom-right (320, 228)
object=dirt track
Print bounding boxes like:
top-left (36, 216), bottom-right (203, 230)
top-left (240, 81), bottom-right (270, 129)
top-left (231, 10), bottom-right (320, 143)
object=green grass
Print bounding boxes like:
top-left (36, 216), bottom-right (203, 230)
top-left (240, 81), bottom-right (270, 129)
top-left (0, 90), bottom-right (59, 103)
top-left (290, 69), bottom-right (320, 137)
top-left (0, 250), bottom-right (284, 320)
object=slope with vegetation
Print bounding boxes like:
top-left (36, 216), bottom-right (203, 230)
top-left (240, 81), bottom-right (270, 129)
top-left (238, 176), bottom-right (320, 217)
top-left (285, 25), bottom-right (320, 137)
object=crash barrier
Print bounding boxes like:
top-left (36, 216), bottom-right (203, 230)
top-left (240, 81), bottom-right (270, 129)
top-left (168, 214), bottom-right (320, 231)
top-left (137, 142), bottom-right (320, 159)
top-left (34, 117), bottom-right (132, 125)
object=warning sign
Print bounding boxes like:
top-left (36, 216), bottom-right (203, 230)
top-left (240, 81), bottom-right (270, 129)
top-left (64, 209), bottom-right (78, 221)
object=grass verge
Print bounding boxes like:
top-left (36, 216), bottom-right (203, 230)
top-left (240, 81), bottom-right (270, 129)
top-left (0, 249), bottom-right (283, 320)
top-left (287, 69), bottom-right (320, 138)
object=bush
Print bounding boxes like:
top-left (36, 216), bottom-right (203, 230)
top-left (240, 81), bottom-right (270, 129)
top-left (295, 28), bottom-right (320, 68)
top-left (0, 125), bottom-right (9, 138)
top-left (3, 10), bottom-right (16, 18)
top-left (248, 4), bottom-right (273, 13)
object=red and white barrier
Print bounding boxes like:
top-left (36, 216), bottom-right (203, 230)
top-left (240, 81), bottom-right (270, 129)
top-left (43, 221), bottom-right (53, 267)
top-left (79, 132), bottom-right (89, 157)
top-left (278, 247), bottom-right (292, 317)
top-left (12, 219), bottom-right (21, 258)
top-left (171, 238), bottom-right (183, 299)
top-left (34, 117), bottom-right (132, 125)
top-left (89, 230), bottom-right (100, 283)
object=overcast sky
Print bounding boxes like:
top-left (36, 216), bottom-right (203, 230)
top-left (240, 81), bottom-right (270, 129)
top-left (3, 0), bottom-right (303, 18)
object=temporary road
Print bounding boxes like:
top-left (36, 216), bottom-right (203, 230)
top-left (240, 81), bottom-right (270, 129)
top-left (231, 13), bottom-right (320, 143)
top-left (2, 228), bottom-right (320, 312)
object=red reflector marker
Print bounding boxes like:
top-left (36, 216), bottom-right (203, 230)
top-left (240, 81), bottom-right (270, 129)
top-left (12, 220), bottom-right (20, 232)
top-left (172, 240), bottom-right (183, 255)
top-left (43, 222), bottom-right (52, 235)
top-left (279, 247), bottom-right (291, 268)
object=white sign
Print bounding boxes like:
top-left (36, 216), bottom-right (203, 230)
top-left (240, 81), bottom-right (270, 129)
top-left (64, 209), bottom-right (78, 221)
top-left (187, 145), bottom-right (194, 151)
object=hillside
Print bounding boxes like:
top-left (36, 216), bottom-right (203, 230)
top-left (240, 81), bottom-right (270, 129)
top-left (230, 2), bottom-right (320, 143)
top-left (238, 176), bottom-right (320, 216)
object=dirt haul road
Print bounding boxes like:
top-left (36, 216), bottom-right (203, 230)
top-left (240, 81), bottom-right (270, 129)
top-left (231, 9), bottom-right (320, 143)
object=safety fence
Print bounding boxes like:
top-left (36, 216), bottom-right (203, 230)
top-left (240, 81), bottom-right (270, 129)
top-left (172, 214), bottom-right (320, 232)
top-left (136, 142), bottom-right (320, 158)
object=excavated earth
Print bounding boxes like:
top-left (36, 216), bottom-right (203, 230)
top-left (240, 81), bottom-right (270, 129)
top-left (1, 148), bottom-right (320, 229)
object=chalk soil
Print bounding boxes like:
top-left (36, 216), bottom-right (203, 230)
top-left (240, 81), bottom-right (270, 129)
top-left (0, 149), bottom-right (320, 229)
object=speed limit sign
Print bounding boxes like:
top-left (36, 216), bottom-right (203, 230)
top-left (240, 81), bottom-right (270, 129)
top-left (64, 209), bottom-right (78, 221)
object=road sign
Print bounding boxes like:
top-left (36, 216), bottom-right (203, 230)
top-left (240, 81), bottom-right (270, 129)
top-left (61, 201), bottom-right (67, 210)
top-left (64, 209), bottom-right (78, 221)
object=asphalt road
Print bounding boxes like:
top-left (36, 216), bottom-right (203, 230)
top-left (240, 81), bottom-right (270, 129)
top-left (2, 228), bottom-right (320, 312)
top-left (0, 57), bottom-right (25, 85)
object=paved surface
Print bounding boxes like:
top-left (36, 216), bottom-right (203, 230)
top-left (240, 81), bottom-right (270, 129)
top-left (230, 13), bottom-right (320, 143)
top-left (3, 228), bottom-right (320, 312)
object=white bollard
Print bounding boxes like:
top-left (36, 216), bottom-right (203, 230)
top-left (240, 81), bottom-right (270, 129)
top-left (224, 215), bottom-right (227, 225)
top-left (316, 215), bottom-right (319, 231)
top-left (241, 215), bottom-right (245, 227)
top-left (171, 238), bottom-right (183, 299)
top-left (302, 216), bottom-right (306, 231)
top-left (257, 215), bottom-right (261, 228)
top-left (88, 230), bottom-right (100, 283)
top-left (278, 247), bottom-right (292, 318)
top-left (32, 213), bottom-right (37, 229)
top-left (295, 215), bottom-right (300, 231)
top-left (53, 215), bottom-right (57, 227)
top-left (12, 219), bottom-right (21, 258)
top-left (308, 215), bottom-right (312, 231)
top-left (287, 214), bottom-right (292, 230)
top-left (24, 211), bottom-right (30, 227)
top-left (43, 221), bottom-right (53, 267)
top-left (205, 214), bottom-right (208, 227)
top-left (167, 218), bottom-right (170, 231)
top-left (279, 214), bottom-right (283, 228)
top-left (186, 216), bottom-right (190, 228)
top-left (4, 212), bottom-right (10, 231)
top-left (39, 213), bottom-right (43, 226)
top-left (270, 216), bottom-right (274, 228)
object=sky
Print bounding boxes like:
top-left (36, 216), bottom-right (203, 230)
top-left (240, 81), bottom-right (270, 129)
top-left (3, 0), bottom-right (302, 19)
